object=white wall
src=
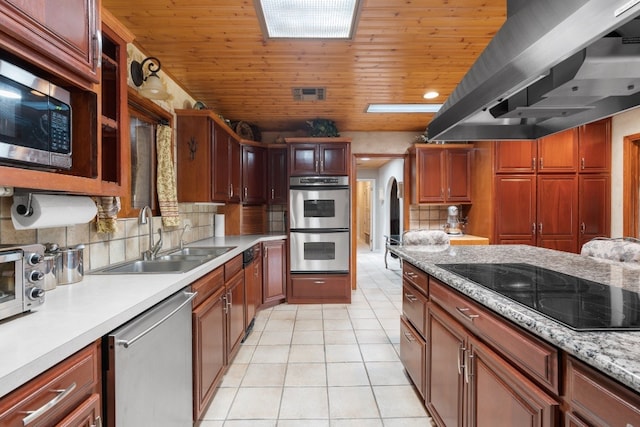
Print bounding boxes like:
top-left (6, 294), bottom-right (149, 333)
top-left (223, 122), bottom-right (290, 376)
top-left (611, 107), bottom-right (640, 237)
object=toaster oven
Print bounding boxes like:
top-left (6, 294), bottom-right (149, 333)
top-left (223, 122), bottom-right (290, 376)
top-left (0, 244), bottom-right (46, 321)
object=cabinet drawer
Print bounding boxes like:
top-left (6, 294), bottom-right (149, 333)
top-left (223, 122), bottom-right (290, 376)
top-left (430, 278), bottom-right (559, 395)
top-left (565, 356), bottom-right (640, 426)
top-left (402, 262), bottom-right (428, 295)
top-left (289, 274), bottom-right (350, 303)
top-left (0, 342), bottom-right (100, 427)
top-left (192, 266), bottom-right (224, 307)
top-left (224, 254), bottom-right (243, 281)
top-left (400, 317), bottom-right (426, 399)
top-left (402, 282), bottom-right (427, 337)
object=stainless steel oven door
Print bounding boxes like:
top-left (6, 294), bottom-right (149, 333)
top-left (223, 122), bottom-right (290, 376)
top-left (0, 250), bottom-right (24, 321)
top-left (290, 230), bottom-right (350, 273)
top-left (290, 187), bottom-right (350, 229)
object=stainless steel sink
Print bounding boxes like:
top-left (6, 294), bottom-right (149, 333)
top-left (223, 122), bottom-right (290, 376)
top-left (91, 246), bottom-right (237, 274)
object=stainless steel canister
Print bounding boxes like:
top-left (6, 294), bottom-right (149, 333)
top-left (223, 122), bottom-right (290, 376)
top-left (42, 253), bottom-right (58, 291)
top-left (56, 244), bottom-right (84, 285)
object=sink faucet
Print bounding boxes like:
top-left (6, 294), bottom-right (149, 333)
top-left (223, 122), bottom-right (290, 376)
top-left (139, 206), bottom-right (163, 260)
top-left (180, 224), bottom-right (191, 249)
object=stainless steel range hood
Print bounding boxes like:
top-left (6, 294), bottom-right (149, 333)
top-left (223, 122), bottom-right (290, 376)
top-left (426, 0), bottom-right (640, 141)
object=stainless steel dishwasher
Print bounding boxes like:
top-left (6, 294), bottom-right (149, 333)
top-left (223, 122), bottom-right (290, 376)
top-left (104, 288), bottom-right (196, 427)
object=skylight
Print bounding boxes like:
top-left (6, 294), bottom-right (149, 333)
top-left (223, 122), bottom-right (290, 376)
top-left (366, 104), bottom-right (443, 113)
top-left (255, 0), bottom-right (362, 39)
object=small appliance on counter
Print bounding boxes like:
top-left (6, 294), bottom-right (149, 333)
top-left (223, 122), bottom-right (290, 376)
top-left (444, 205), bottom-right (463, 235)
top-left (0, 243), bottom-right (46, 321)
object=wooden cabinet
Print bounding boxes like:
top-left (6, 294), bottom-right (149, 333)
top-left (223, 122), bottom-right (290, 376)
top-left (578, 175), bottom-right (610, 248)
top-left (427, 288), bottom-right (559, 427)
top-left (0, 341), bottom-right (101, 427)
top-left (0, 0), bottom-right (100, 89)
top-left (244, 244), bottom-right (262, 330)
top-left (578, 119), bottom-right (611, 173)
top-left (537, 175), bottom-right (578, 253)
top-left (176, 110), bottom-right (241, 203)
top-left (241, 144), bottom-right (266, 205)
top-left (400, 316), bottom-right (426, 399)
top-left (267, 145), bottom-right (288, 205)
top-left (191, 267), bottom-right (225, 421)
top-left (564, 356), bottom-right (640, 427)
top-left (408, 144), bottom-right (472, 204)
top-left (494, 175), bottom-right (537, 245)
top-left (288, 274), bottom-right (351, 304)
top-left (537, 129), bottom-right (578, 173)
top-left (286, 138), bottom-right (351, 176)
top-left (262, 240), bottom-right (286, 307)
top-left (225, 255), bottom-right (245, 361)
top-left (495, 140), bottom-right (538, 173)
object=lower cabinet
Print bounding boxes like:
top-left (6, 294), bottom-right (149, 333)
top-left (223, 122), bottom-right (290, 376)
top-left (400, 316), bottom-right (426, 399)
top-left (288, 274), bottom-right (351, 303)
top-left (225, 255), bottom-right (246, 362)
top-left (427, 304), bottom-right (559, 427)
top-left (0, 341), bottom-right (101, 427)
top-left (262, 240), bottom-right (286, 307)
top-left (244, 244), bottom-right (262, 330)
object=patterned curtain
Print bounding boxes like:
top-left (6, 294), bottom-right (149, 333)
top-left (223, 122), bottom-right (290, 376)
top-left (156, 124), bottom-right (180, 227)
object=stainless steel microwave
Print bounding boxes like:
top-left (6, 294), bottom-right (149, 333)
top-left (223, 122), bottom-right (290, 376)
top-left (0, 59), bottom-right (72, 169)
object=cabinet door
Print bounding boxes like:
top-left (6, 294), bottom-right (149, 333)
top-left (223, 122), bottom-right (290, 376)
top-left (468, 338), bottom-right (559, 427)
top-left (242, 145), bottom-right (266, 204)
top-left (267, 147), bottom-right (288, 204)
top-left (427, 305), bottom-right (466, 427)
top-left (229, 138), bottom-right (241, 203)
top-left (494, 175), bottom-right (537, 246)
top-left (319, 143), bottom-right (349, 175)
top-left (193, 286), bottom-right (226, 421)
top-left (262, 240), bottom-right (286, 306)
top-left (226, 271), bottom-right (245, 361)
top-left (54, 393), bottom-right (101, 427)
top-left (578, 175), bottom-right (610, 250)
top-left (177, 116), bottom-right (213, 202)
top-left (578, 119), bottom-right (611, 173)
top-left (446, 149), bottom-right (471, 202)
top-left (537, 175), bottom-right (578, 253)
top-left (212, 122), bottom-right (231, 202)
top-left (400, 317), bottom-right (426, 399)
top-left (417, 149), bottom-right (445, 203)
top-left (537, 129), bottom-right (578, 173)
top-left (0, 0), bottom-right (99, 85)
top-left (495, 140), bottom-right (537, 173)
top-left (289, 143), bottom-right (319, 175)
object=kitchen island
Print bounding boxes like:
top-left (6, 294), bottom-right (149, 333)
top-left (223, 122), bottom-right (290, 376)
top-left (0, 234), bottom-right (285, 399)
top-left (390, 244), bottom-right (640, 393)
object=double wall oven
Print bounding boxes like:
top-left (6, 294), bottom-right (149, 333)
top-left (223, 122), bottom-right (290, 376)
top-left (289, 176), bottom-right (350, 273)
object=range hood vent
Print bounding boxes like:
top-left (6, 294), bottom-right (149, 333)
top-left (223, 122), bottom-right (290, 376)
top-left (426, 0), bottom-right (640, 141)
top-left (292, 87), bottom-right (326, 101)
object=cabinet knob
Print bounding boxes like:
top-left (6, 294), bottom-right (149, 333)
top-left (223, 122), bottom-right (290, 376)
top-left (538, 223), bottom-right (543, 233)
top-left (532, 223), bottom-right (536, 235)
top-left (581, 158), bottom-right (585, 170)
top-left (532, 157), bottom-right (536, 170)
top-left (580, 222), bottom-right (586, 234)
top-left (539, 157), bottom-right (544, 169)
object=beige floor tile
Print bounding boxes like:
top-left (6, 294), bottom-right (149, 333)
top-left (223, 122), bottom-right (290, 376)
top-left (381, 417), bottom-right (435, 427)
top-left (295, 319), bottom-right (324, 330)
top-left (292, 330), bottom-right (325, 345)
top-left (328, 386), bottom-right (380, 419)
top-left (251, 345), bottom-right (290, 363)
top-left (355, 330), bottom-right (391, 344)
top-left (288, 344), bottom-right (326, 363)
top-left (323, 319), bottom-right (354, 331)
top-left (296, 309), bottom-right (324, 320)
top-left (325, 344), bottom-right (363, 362)
top-left (326, 362), bottom-right (369, 386)
top-left (242, 329), bottom-right (262, 345)
top-left (265, 319), bottom-right (296, 332)
top-left (279, 387), bottom-right (329, 419)
top-left (347, 308), bottom-right (377, 319)
top-left (364, 362), bottom-right (410, 386)
top-left (285, 363), bottom-right (327, 386)
top-left (241, 363), bottom-right (287, 386)
top-left (324, 330), bottom-right (358, 345)
top-left (201, 387), bottom-right (237, 420)
top-left (323, 308), bottom-right (350, 319)
top-left (223, 420), bottom-right (277, 427)
top-left (278, 420), bottom-right (329, 427)
top-left (359, 344), bottom-right (399, 362)
top-left (351, 318), bottom-right (383, 330)
top-left (197, 421), bottom-right (224, 427)
top-left (219, 363), bottom-right (248, 387)
top-left (373, 386), bottom-right (429, 418)
top-left (270, 310), bottom-right (298, 320)
top-left (227, 387), bottom-right (282, 419)
top-left (234, 344), bottom-right (256, 364)
top-left (259, 330), bottom-right (294, 345)
top-left (331, 419), bottom-right (383, 427)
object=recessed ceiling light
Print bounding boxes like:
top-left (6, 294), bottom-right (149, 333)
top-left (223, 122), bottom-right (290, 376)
top-left (255, 0), bottom-right (362, 39)
top-left (366, 104), bottom-right (443, 113)
top-left (423, 91), bottom-right (439, 99)
top-left (360, 157), bottom-right (370, 161)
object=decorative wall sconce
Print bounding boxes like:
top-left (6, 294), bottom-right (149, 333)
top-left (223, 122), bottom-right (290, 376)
top-left (130, 57), bottom-right (169, 100)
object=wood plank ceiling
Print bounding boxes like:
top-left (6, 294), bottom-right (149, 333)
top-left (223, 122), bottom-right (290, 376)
top-left (102, 0), bottom-right (505, 135)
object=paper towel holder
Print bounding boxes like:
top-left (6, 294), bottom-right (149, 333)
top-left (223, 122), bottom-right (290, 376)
top-left (14, 193), bottom-right (34, 217)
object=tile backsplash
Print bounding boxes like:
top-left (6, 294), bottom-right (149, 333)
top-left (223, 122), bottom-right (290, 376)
top-left (408, 205), bottom-right (451, 231)
top-left (0, 198), bottom-right (220, 272)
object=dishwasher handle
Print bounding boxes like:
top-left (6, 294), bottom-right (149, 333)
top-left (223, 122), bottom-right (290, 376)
top-left (116, 291), bottom-right (197, 348)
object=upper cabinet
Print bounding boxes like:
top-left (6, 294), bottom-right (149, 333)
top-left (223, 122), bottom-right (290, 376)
top-left (267, 145), bottom-right (288, 205)
top-left (241, 143), bottom-right (266, 205)
top-left (408, 144), bottom-right (472, 204)
top-left (0, 0), bottom-right (100, 89)
top-left (286, 138), bottom-right (351, 176)
top-left (578, 118), bottom-right (611, 173)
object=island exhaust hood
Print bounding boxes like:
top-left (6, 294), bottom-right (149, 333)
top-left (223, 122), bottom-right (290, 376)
top-left (426, 0), bottom-right (640, 141)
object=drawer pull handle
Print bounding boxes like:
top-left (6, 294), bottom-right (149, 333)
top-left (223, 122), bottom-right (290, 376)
top-left (404, 293), bottom-right (417, 302)
top-left (457, 344), bottom-right (465, 375)
top-left (403, 332), bottom-right (415, 342)
top-left (22, 382), bottom-right (77, 425)
top-left (313, 281), bottom-right (326, 284)
top-left (465, 352), bottom-right (474, 384)
top-left (456, 307), bottom-right (479, 322)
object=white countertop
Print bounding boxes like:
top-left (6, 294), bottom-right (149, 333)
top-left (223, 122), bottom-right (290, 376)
top-left (0, 234), bottom-right (286, 398)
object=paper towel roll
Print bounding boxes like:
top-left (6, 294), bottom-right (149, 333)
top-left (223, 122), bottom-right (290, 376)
top-left (214, 214), bottom-right (225, 236)
top-left (11, 194), bottom-right (98, 230)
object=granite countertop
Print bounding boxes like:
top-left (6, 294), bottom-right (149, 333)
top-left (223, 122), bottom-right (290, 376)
top-left (0, 234), bottom-right (286, 399)
top-left (389, 244), bottom-right (640, 394)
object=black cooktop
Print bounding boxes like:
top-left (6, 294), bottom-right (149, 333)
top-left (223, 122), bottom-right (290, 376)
top-left (435, 263), bottom-right (640, 331)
